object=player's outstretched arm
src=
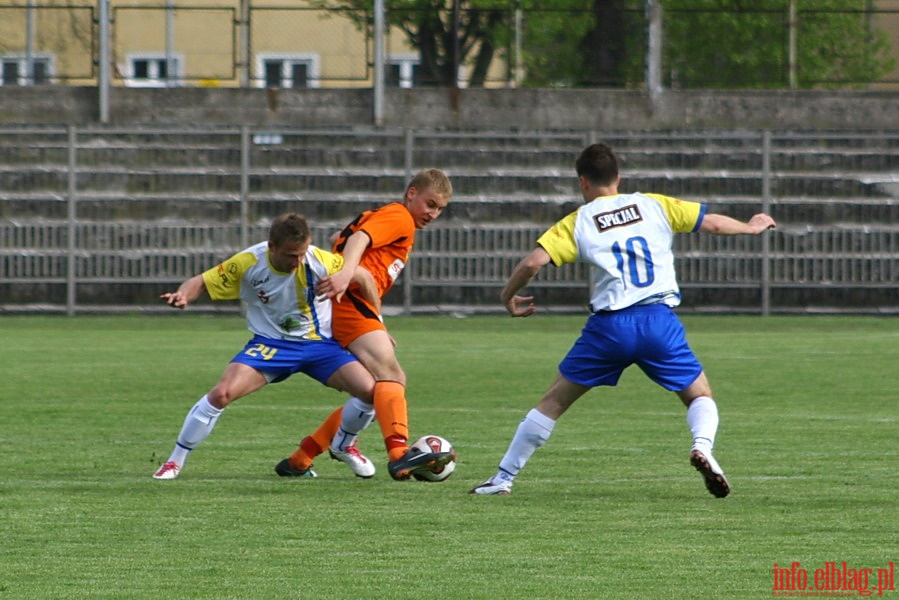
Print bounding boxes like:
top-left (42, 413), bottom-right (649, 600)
top-left (160, 274), bottom-right (207, 309)
top-left (500, 247), bottom-right (551, 318)
top-left (700, 213), bottom-right (776, 235)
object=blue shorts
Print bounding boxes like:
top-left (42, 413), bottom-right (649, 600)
top-left (231, 335), bottom-right (357, 385)
top-left (558, 304), bottom-right (702, 392)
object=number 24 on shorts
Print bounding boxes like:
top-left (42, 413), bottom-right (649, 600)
top-left (245, 343), bottom-right (278, 360)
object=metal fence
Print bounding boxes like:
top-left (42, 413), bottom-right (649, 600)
top-left (0, 3), bottom-right (897, 88)
top-left (1, 126), bottom-right (897, 316)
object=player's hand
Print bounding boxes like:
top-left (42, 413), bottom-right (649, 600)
top-left (160, 292), bottom-right (188, 309)
top-left (749, 213), bottom-right (776, 233)
top-left (505, 294), bottom-right (536, 318)
top-left (316, 269), bottom-right (353, 303)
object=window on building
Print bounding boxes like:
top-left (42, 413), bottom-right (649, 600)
top-left (1, 61), bottom-right (18, 86)
top-left (124, 54), bottom-right (182, 88)
top-left (256, 55), bottom-right (319, 89)
top-left (0, 56), bottom-right (52, 86)
top-left (387, 56), bottom-right (420, 88)
top-left (32, 60), bottom-right (47, 83)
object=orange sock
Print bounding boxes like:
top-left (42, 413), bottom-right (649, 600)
top-left (288, 407), bottom-right (342, 470)
top-left (373, 381), bottom-right (409, 462)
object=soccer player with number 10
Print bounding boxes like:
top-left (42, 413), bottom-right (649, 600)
top-left (470, 143), bottom-right (776, 498)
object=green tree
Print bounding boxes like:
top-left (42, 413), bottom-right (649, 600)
top-left (576, 0), bottom-right (641, 86)
top-left (795, 1), bottom-right (895, 87)
top-left (517, 0), bottom-right (646, 87)
top-left (660, 0), bottom-right (895, 88)
top-left (317, 0), bottom-right (894, 88)
top-left (314, 0), bottom-right (512, 87)
top-left (399, 1), bottom-right (507, 85)
top-left (521, 0), bottom-right (894, 88)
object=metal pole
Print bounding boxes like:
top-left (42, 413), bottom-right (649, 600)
top-left (166, 0), bottom-right (175, 86)
top-left (26, 0), bottom-right (35, 85)
top-left (240, 0), bottom-right (250, 87)
top-left (452, 0), bottom-right (461, 87)
top-left (761, 130), bottom-right (772, 316)
top-left (864, 0), bottom-right (874, 90)
top-left (373, 0), bottom-right (385, 126)
top-left (788, 0), bottom-right (797, 89)
top-left (646, 0), bottom-right (663, 96)
top-left (403, 127), bottom-right (414, 180)
top-left (98, 0), bottom-right (110, 123)
top-left (239, 127), bottom-right (251, 318)
top-left (240, 126), bottom-right (250, 250)
top-left (402, 128), bottom-right (414, 314)
top-left (513, 1), bottom-right (523, 87)
top-left (402, 268), bottom-right (413, 315)
top-left (66, 126), bottom-right (78, 316)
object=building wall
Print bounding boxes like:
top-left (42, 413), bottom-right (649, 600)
top-left (0, 0), bottom-right (509, 88)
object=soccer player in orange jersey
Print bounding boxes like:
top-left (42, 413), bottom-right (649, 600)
top-left (275, 169), bottom-right (454, 480)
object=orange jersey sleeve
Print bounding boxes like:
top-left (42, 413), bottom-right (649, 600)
top-left (333, 202), bottom-right (415, 297)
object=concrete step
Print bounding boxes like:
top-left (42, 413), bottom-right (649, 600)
top-left (1, 165), bottom-right (893, 199)
top-left (4, 140), bottom-right (899, 173)
top-left (1, 194), bottom-right (895, 226)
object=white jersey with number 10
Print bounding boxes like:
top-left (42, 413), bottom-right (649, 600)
top-left (537, 192), bottom-right (706, 312)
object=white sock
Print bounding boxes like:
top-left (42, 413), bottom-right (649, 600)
top-left (686, 396), bottom-right (718, 454)
top-left (167, 395), bottom-right (224, 466)
top-left (496, 408), bottom-right (556, 483)
top-left (331, 396), bottom-right (375, 452)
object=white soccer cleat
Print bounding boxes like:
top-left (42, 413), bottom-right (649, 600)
top-left (153, 461), bottom-right (181, 480)
top-left (329, 441), bottom-right (376, 478)
top-left (468, 477), bottom-right (512, 495)
top-left (690, 449), bottom-right (730, 498)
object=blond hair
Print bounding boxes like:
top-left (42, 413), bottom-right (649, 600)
top-left (407, 168), bottom-right (453, 199)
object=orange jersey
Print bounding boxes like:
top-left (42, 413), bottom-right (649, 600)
top-left (333, 202), bottom-right (415, 299)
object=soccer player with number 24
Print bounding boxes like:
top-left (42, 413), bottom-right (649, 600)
top-left (152, 213), bottom-right (379, 481)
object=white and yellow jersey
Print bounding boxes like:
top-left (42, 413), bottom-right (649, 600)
top-left (202, 241), bottom-right (344, 341)
top-left (538, 192), bottom-right (706, 312)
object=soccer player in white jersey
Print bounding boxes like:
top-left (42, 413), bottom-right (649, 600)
top-left (152, 213), bottom-right (380, 480)
top-left (470, 143), bottom-right (776, 498)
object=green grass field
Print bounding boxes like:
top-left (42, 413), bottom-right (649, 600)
top-left (1, 314), bottom-right (896, 599)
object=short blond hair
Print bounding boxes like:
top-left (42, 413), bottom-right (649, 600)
top-left (407, 168), bottom-right (453, 199)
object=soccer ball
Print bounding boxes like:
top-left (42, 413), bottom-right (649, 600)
top-left (410, 435), bottom-right (457, 482)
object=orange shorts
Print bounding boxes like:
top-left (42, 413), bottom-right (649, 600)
top-left (331, 290), bottom-right (386, 348)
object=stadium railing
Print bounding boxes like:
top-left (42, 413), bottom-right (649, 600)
top-left (1, 126), bottom-right (897, 315)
